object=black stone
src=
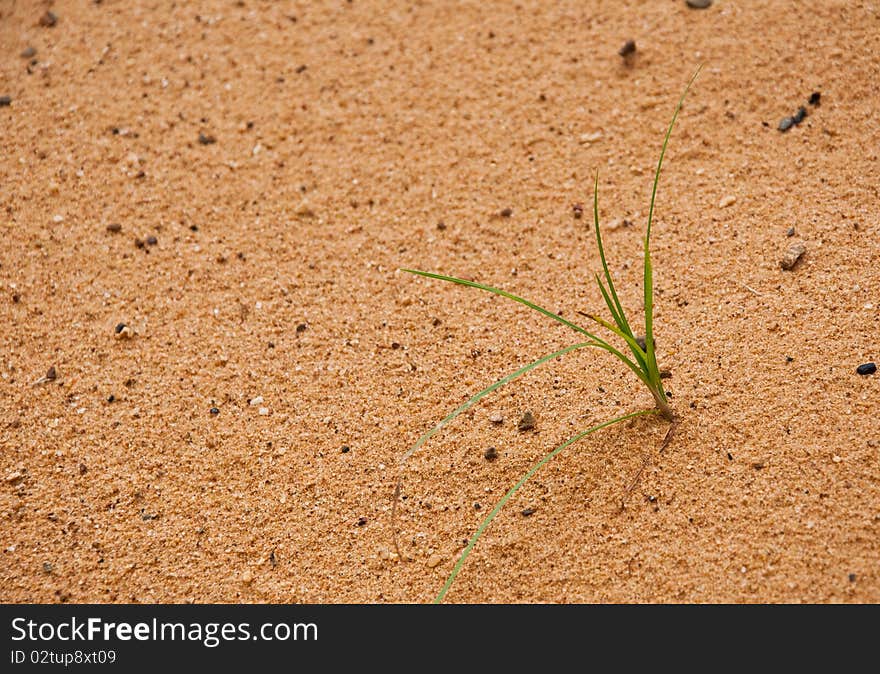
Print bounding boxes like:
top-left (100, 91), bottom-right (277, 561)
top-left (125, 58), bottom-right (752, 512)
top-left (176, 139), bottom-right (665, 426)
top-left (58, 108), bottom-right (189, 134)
top-left (209, 407), bottom-right (220, 415)
top-left (521, 507), bottom-right (536, 517)
top-left (856, 362), bottom-right (876, 375)
top-left (808, 92), bottom-right (821, 106)
top-left (0, 96), bottom-right (11, 107)
top-left (114, 323), bottom-right (126, 334)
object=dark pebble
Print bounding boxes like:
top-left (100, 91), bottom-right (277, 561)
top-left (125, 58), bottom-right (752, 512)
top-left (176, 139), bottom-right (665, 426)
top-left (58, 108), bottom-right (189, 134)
top-left (356, 516), bottom-right (367, 527)
top-left (686, 0), bottom-right (712, 7)
top-left (45, 366), bottom-right (57, 381)
top-left (295, 323), bottom-right (307, 333)
top-left (572, 203), bottom-right (584, 219)
top-left (0, 96), bottom-right (11, 107)
top-left (474, 503), bottom-right (481, 510)
top-left (521, 507), bottom-right (536, 517)
top-left (778, 117), bottom-right (795, 132)
top-left (198, 133), bottom-right (216, 145)
top-left (786, 226), bottom-right (795, 237)
top-left (856, 362), bottom-right (876, 376)
top-left (146, 235), bottom-right (158, 246)
top-left (849, 573), bottom-right (857, 582)
top-left (341, 445), bottom-right (350, 453)
top-left (106, 223), bottom-right (122, 233)
top-left (43, 562), bottom-right (53, 574)
top-left (295, 64), bottom-right (307, 73)
top-left (134, 237), bottom-right (145, 249)
top-left (499, 208), bottom-right (513, 218)
top-left (79, 463), bottom-right (87, 475)
top-left (107, 394), bottom-right (115, 403)
top-left (189, 224), bottom-right (198, 231)
top-left (436, 220), bottom-right (446, 230)
top-left (808, 92), bottom-right (821, 106)
top-left (618, 40), bottom-right (636, 57)
top-left (209, 407), bottom-right (220, 415)
top-left (38, 11), bottom-right (58, 27)
top-left (483, 446), bottom-right (498, 461)
top-left (792, 106), bottom-right (807, 124)
top-left (517, 410), bottom-right (536, 432)
top-left (786, 356), bottom-right (794, 363)
top-left (114, 322), bottom-right (127, 334)
top-left (21, 46), bottom-right (37, 58)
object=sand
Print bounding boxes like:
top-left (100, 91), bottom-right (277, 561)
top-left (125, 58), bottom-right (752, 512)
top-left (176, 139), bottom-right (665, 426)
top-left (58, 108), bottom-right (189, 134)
top-left (1, 0), bottom-right (878, 603)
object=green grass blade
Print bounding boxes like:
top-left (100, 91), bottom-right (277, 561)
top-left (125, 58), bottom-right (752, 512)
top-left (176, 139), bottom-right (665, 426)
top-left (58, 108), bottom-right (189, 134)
top-left (398, 342), bottom-right (595, 469)
top-left (580, 310), bottom-right (650, 372)
top-left (593, 172), bottom-right (634, 338)
top-left (401, 269), bottom-right (610, 347)
top-left (434, 408), bottom-right (659, 603)
top-left (642, 66), bottom-right (701, 402)
top-left (645, 66), bottom-right (701, 243)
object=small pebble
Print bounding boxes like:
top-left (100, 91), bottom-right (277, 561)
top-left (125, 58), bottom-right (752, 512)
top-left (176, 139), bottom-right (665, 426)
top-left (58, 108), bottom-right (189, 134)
top-left (436, 220), bottom-right (446, 230)
top-left (780, 242), bottom-right (806, 270)
top-left (356, 517), bottom-right (368, 527)
top-left (146, 235), bottom-right (158, 246)
top-left (856, 362), bottom-right (876, 376)
top-left (484, 446), bottom-right (498, 461)
top-left (341, 445), bottom-right (350, 453)
top-left (258, 407), bottom-right (269, 415)
top-left (488, 413), bottom-right (504, 424)
top-left (718, 195), bottom-right (737, 208)
top-left (38, 11), bottom-right (58, 27)
top-left (198, 133), bottom-right (216, 145)
top-left (5, 471), bottom-right (24, 484)
top-left (792, 106), bottom-right (807, 124)
top-left (786, 226), bottom-right (795, 237)
top-left (849, 573), bottom-right (857, 582)
top-left (295, 323), bottom-right (307, 333)
top-left (114, 323), bottom-right (133, 339)
top-left (572, 203), bottom-right (584, 219)
top-left (499, 208), bottom-right (513, 218)
top-left (808, 92), bottom-right (821, 106)
top-left (778, 117), bottom-right (795, 132)
top-left (240, 569), bottom-right (253, 585)
top-left (521, 507), bottom-right (537, 517)
top-left (79, 463), bottom-right (88, 475)
top-left (618, 40), bottom-right (636, 58)
top-left (209, 407), bottom-right (220, 415)
top-left (426, 554), bottom-right (443, 568)
top-left (686, 0), bottom-right (713, 7)
top-left (249, 396), bottom-right (264, 406)
top-left (134, 237), bottom-right (145, 249)
top-left (45, 366), bottom-right (57, 381)
top-left (0, 96), bottom-right (11, 107)
top-left (106, 223), bottom-right (122, 233)
top-left (517, 410), bottom-right (536, 432)
top-left (42, 562), bottom-right (53, 574)
top-left (21, 46), bottom-right (37, 58)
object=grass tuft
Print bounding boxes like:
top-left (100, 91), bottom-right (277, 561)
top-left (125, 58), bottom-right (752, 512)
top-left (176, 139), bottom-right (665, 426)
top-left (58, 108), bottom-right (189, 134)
top-left (397, 68), bottom-right (700, 602)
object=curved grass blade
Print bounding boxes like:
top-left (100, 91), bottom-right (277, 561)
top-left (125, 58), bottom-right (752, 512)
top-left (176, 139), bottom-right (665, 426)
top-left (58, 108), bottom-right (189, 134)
top-left (401, 269), bottom-right (608, 346)
top-left (393, 341), bottom-right (597, 554)
top-left (594, 276), bottom-right (648, 372)
top-left (396, 342), bottom-right (595, 470)
top-left (434, 408), bottom-right (659, 603)
top-left (593, 172), bottom-right (634, 339)
top-left (643, 66), bottom-right (701, 404)
top-left (402, 268), bottom-right (650, 384)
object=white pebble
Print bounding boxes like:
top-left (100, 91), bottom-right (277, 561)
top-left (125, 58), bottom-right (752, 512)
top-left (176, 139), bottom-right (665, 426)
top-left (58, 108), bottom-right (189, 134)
top-left (718, 195), bottom-right (737, 208)
top-left (258, 407), bottom-right (269, 416)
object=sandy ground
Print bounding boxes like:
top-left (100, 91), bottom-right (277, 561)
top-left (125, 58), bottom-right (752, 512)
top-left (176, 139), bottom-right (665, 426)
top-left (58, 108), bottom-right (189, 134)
top-left (1, 0), bottom-right (879, 604)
